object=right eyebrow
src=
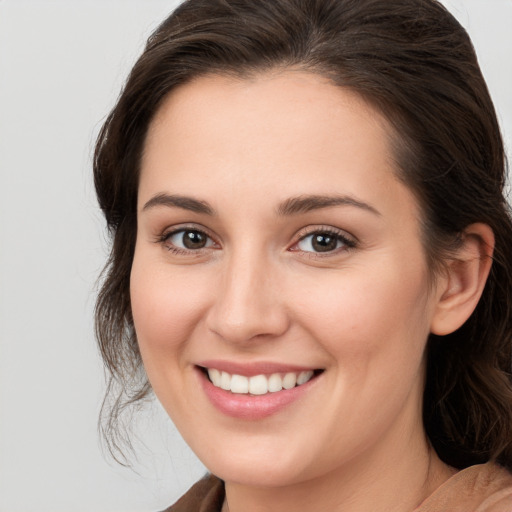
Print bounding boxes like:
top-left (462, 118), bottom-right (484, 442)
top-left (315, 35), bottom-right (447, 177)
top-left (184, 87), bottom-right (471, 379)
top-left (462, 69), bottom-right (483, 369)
top-left (141, 193), bottom-right (216, 215)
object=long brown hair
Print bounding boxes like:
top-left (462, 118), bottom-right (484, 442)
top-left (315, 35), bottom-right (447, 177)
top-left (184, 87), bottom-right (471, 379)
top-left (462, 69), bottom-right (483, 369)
top-left (94, 0), bottom-right (512, 469)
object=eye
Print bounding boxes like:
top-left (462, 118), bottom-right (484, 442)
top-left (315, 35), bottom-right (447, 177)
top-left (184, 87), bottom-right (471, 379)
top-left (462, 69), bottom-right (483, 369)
top-left (164, 229), bottom-right (215, 251)
top-left (294, 230), bottom-right (356, 254)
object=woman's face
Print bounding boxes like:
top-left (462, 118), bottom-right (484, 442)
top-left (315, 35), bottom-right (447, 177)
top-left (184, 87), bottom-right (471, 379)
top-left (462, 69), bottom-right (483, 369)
top-left (131, 71), bottom-right (445, 487)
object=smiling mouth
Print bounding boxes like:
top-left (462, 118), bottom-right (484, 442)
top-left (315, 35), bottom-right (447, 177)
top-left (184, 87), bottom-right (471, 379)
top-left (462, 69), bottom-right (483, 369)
top-left (201, 367), bottom-right (323, 395)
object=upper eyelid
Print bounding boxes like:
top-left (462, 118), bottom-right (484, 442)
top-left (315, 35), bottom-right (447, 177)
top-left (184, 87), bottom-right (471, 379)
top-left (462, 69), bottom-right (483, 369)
top-left (161, 223), bottom-right (215, 239)
top-left (293, 225), bottom-right (357, 243)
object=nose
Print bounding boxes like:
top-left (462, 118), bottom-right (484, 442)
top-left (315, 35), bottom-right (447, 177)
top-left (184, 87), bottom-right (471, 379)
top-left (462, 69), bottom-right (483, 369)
top-left (205, 251), bottom-right (290, 345)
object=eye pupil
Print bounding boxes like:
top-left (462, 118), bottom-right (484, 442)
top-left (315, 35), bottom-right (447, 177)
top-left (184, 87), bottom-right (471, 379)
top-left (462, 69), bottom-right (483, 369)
top-left (183, 230), bottom-right (207, 249)
top-left (312, 233), bottom-right (337, 252)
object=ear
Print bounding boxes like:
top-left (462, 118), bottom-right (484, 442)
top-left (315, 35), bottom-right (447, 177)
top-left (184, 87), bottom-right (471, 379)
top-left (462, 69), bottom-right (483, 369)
top-left (430, 223), bottom-right (494, 336)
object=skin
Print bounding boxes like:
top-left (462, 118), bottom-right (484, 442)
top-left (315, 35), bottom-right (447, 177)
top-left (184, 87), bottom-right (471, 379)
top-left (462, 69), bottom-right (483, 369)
top-left (131, 71), bottom-right (492, 511)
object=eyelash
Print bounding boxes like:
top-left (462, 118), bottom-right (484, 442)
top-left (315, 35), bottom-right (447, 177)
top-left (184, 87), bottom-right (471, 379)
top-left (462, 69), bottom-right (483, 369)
top-left (156, 225), bottom-right (357, 257)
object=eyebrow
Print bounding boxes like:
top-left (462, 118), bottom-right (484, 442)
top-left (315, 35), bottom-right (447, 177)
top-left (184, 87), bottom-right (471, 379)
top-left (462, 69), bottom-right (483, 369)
top-left (142, 193), bottom-right (215, 215)
top-left (277, 194), bottom-right (381, 216)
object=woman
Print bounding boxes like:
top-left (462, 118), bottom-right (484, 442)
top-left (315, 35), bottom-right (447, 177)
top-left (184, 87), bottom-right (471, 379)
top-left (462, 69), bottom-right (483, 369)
top-left (94, 0), bottom-right (512, 510)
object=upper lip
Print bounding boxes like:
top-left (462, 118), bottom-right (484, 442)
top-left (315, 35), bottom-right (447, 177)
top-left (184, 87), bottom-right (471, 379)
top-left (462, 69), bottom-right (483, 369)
top-left (197, 359), bottom-right (321, 377)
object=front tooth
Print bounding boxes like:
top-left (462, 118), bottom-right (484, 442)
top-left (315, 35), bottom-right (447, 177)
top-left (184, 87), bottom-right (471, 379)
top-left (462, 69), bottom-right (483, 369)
top-left (220, 371), bottom-right (231, 390)
top-left (297, 370), bottom-right (314, 385)
top-left (283, 372), bottom-right (297, 389)
top-left (249, 375), bottom-right (268, 395)
top-left (268, 373), bottom-right (283, 392)
top-left (230, 374), bottom-right (249, 394)
top-left (208, 368), bottom-right (221, 387)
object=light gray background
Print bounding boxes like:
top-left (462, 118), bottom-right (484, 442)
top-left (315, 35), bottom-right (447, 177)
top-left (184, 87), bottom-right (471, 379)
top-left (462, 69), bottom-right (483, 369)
top-left (0, 1), bottom-right (511, 511)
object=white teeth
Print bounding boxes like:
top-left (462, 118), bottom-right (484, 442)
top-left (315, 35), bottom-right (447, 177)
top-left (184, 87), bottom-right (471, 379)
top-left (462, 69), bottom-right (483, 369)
top-left (208, 368), bottom-right (221, 387)
top-left (230, 374), bottom-right (249, 394)
top-left (268, 373), bottom-right (283, 392)
top-left (249, 375), bottom-right (268, 395)
top-left (206, 368), bottom-right (316, 395)
top-left (220, 371), bottom-right (231, 390)
top-left (282, 372), bottom-right (297, 389)
top-left (297, 370), bottom-right (314, 385)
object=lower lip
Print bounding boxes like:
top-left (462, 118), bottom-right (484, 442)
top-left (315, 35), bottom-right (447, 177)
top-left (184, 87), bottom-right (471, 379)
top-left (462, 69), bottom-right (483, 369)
top-left (197, 368), bottom-right (320, 420)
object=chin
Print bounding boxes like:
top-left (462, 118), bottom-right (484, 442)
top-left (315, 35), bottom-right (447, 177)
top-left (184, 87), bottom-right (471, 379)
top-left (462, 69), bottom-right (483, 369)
top-left (207, 456), bottom-right (308, 488)
top-left (187, 431), bottom-right (327, 488)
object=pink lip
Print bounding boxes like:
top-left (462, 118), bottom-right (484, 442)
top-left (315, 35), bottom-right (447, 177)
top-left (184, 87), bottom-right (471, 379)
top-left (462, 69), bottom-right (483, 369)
top-left (196, 366), bottom-right (321, 420)
top-left (197, 359), bottom-right (318, 377)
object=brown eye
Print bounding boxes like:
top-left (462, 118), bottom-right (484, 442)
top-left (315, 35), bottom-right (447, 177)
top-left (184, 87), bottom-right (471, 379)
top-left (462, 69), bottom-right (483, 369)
top-left (311, 233), bottom-right (338, 252)
top-left (295, 230), bottom-right (355, 254)
top-left (182, 230), bottom-right (207, 249)
top-left (166, 229), bottom-right (214, 250)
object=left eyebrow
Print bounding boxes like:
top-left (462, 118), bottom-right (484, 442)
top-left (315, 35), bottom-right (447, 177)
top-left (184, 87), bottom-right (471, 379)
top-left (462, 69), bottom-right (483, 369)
top-left (142, 193), bottom-right (216, 215)
top-left (276, 194), bottom-right (381, 216)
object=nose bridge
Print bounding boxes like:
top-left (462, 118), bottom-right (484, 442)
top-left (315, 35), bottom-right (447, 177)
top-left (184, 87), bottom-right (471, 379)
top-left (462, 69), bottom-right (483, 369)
top-left (207, 244), bottom-right (288, 343)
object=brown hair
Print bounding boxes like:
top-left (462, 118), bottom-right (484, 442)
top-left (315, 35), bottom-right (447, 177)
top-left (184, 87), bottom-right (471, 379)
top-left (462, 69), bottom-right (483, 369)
top-left (94, 0), bottom-right (512, 469)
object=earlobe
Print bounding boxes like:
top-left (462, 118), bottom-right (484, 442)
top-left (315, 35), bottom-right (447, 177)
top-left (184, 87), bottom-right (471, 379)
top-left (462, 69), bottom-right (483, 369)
top-left (430, 223), bottom-right (495, 336)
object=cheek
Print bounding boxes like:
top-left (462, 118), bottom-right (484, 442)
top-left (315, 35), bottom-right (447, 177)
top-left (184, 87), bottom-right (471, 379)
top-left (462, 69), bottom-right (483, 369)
top-left (290, 262), bottom-right (432, 366)
top-left (129, 254), bottom-right (210, 362)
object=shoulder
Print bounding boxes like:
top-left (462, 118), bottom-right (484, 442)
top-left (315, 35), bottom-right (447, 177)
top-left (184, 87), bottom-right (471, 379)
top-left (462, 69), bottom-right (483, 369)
top-left (161, 474), bottom-right (225, 512)
top-left (415, 462), bottom-right (512, 512)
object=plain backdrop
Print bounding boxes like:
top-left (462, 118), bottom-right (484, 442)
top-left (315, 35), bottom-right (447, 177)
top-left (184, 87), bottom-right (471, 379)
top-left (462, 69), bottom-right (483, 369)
top-left (0, 1), bottom-right (511, 511)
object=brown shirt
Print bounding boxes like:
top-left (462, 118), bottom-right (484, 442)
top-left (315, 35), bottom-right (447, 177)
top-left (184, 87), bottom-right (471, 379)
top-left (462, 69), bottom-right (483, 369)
top-left (164, 463), bottom-right (512, 512)
top-left (414, 463), bottom-right (512, 511)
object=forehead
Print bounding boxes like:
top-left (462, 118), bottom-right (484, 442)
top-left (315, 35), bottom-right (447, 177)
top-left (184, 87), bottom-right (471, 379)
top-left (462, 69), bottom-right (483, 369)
top-left (139, 71), bottom-right (416, 220)
top-left (144, 70), bottom-right (393, 163)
